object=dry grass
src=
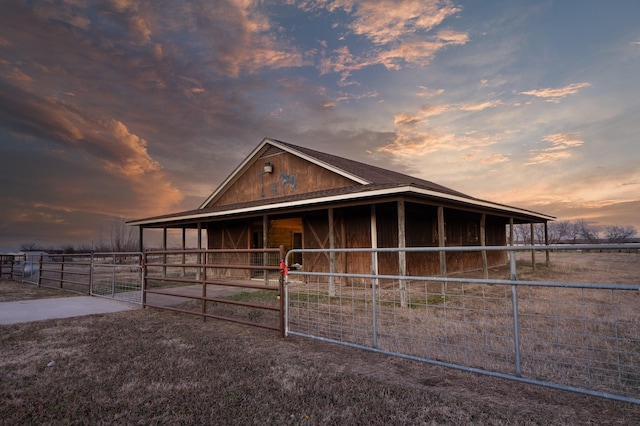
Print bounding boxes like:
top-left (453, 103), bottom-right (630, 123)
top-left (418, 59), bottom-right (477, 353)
top-left (1, 298), bottom-right (638, 425)
top-left (287, 251), bottom-right (640, 401)
top-left (0, 280), bottom-right (78, 302)
top-left (1, 252), bottom-right (639, 424)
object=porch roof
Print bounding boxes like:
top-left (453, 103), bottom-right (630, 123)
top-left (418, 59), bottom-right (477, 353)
top-left (128, 182), bottom-right (555, 228)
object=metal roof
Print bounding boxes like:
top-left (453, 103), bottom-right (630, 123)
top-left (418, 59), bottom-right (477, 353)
top-left (128, 138), bottom-right (554, 227)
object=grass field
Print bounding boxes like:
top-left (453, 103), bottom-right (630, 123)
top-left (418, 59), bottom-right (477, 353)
top-left (1, 251), bottom-right (639, 424)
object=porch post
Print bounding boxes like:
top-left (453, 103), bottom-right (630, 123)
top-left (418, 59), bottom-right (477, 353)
top-left (263, 215), bottom-right (269, 285)
top-left (530, 222), bottom-right (536, 272)
top-left (437, 206), bottom-right (446, 295)
top-left (138, 226), bottom-right (144, 253)
top-left (328, 207), bottom-right (336, 296)
top-left (370, 205), bottom-right (378, 282)
top-left (544, 221), bottom-right (550, 266)
top-left (509, 217), bottom-right (514, 245)
top-left (480, 213), bottom-right (488, 280)
top-left (196, 223), bottom-right (202, 280)
top-left (397, 200), bottom-right (407, 307)
top-left (181, 228), bottom-right (186, 277)
top-left (162, 227), bottom-right (167, 278)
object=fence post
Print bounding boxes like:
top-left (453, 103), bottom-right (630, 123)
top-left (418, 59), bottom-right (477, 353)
top-left (509, 250), bottom-right (522, 377)
top-left (142, 252), bottom-right (147, 307)
top-left (37, 255), bottom-right (43, 287)
top-left (371, 250), bottom-right (378, 349)
top-left (202, 248), bottom-right (207, 321)
top-left (111, 253), bottom-right (116, 297)
top-left (60, 256), bottom-right (65, 289)
top-left (279, 245), bottom-right (285, 339)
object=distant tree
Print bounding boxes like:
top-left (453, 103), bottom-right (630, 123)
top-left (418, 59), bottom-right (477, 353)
top-left (20, 242), bottom-right (41, 251)
top-left (510, 224), bottom-right (530, 245)
top-left (75, 243), bottom-right (95, 253)
top-left (575, 220), bottom-right (600, 243)
top-left (533, 223), bottom-right (546, 244)
top-left (110, 219), bottom-right (139, 252)
top-left (604, 225), bottom-right (637, 243)
top-left (60, 244), bottom-right (76, 254)
top-left (547, 221), bottom-right (574, 244)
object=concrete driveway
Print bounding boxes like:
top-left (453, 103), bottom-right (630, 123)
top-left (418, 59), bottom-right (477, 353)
top-left (0, 296), bottom-right (140, 325)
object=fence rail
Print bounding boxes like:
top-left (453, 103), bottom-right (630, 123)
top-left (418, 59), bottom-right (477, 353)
top-left (143, 247), bottom-right (286, 335)
top-left (91, 252), bottom-right (143, 304)
top-left (39, 253), bottom-right (93, 292)
top-left (284, 244), bottom-right (640, 404)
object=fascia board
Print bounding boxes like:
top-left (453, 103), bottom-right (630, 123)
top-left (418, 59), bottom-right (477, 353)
top-left (267, 139), bottom-right (370, 185)
top-left (131, 186), bottom-right (554, 226)
top-left (198, 139), bottom-right (272, 209)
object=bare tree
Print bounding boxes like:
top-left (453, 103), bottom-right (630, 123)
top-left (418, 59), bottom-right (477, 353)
top-left (575, 220), bottom-right (600, 243)
top-left (604, 225), bottom-right (637, 243)
top-left (110, 219), bottom-right (139, 252)
top-left (510, 224), bottom-right (531, 245)
top-left (533, 223), bottom-right (546, 244)
top-left (547, 221), bottom-right (574, 244)
top-left (20, 242), bottom-right (41, 251)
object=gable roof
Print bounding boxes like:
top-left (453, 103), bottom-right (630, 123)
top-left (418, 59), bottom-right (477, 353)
top-left (129, 137), bottom-right (555, 227)
top-left (200, 137), bottom-right (470, 208)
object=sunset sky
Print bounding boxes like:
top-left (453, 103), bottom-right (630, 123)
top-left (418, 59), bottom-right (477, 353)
top-left (1, 0), bottom-right (639, 252)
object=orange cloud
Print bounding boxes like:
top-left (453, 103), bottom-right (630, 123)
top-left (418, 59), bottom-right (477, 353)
top-left (344, 0), bottom-right (462, 45)
top-left (526, 132), bottom-right (584, 165)
top-left (519, 82), bottom-right (591, 102)
top-left (459, 100), bottom-right (502, 112)
top-left (416, 86), bottom-right (445, 98)
top-left (377, 31), bottom-right (469, 70)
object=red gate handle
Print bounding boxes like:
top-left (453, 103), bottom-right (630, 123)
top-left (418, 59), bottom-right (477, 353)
top-left (279, 260), bottom-right (289, 276)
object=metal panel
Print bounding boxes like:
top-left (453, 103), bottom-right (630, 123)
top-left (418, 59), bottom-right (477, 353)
top-left (91, 252), bottom-right (143, 304)
top-left (284, 244), bottom-right (640, 404)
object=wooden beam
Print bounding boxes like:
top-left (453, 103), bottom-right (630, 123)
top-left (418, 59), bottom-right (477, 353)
top-left (197, 223), bottom-right (202, 280)
top-left (509, 217), bottom-right (514, 245)
top-left (181, 228), bottom-right (186, 277)
top-left (397, 200), bottom-right (407, 307)
top-left (530, 222), bottom-right (536, 272)
top-left (138, 226), bottom-right (144, 253)
top-left (437, 206), bottom-right (446, 295)
top-left (162, 227), bottom-right (167, 278)
top-left (263, 215), bottom-right (269, 286)
top-left (371, 204), bottom-right (378, 279)
top-left (340, 210), bottom-right (347, 285)
top-left (480, 213), bottom-right (488, 280)
top-left (437, 206), bottom-right (446, 276)
top-left (328, 207), bottom-right (335, 296)
top-left (544, 221), bottom-right (550, 266)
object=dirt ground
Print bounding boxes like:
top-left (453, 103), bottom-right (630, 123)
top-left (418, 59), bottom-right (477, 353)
top-left (1, 278), bottom-right (639, 425)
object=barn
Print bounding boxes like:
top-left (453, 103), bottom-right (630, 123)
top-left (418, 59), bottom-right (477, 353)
top-left (128, 138), bottom-right (554, 278)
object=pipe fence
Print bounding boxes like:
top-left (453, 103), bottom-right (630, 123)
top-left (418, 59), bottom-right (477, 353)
top-left (143, 247), bottom-right (286, 335)
top-left (91, 252), bottom-right (144, 304)
top-left (284, 244), bottom-right (640, 404)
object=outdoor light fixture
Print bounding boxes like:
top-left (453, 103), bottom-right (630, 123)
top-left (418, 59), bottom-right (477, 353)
top-left (263, 162), bottom-right (273, 173)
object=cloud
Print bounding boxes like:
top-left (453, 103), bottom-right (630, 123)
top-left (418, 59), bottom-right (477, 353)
top-left (377, 31), bottom-right (469, 70)
top-left (459, 100), bottom-right (502, 112)
top-left (462, 153), bottom-right (509, 165)
top-left (0, 80), bottom-right (182, 217)
top-left (337, 0), bottom-right (462, 45)
top-left (416, 86), bottom-right (445, 99)
top-left (311, 0), bottom-right (467, 80)
top-left (526, 133), bottom-right (584, 165)
top-left (519, 82), bottom-right (591, 102)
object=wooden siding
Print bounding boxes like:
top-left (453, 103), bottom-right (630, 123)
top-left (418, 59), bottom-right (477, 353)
top-left (269, 217), bottom-right (303, 254)
top-left (213, 150), bottom-right (359, 207)
top-left (204, 201), bottom-right (508, 280)
top-left (207, 220), bottom-right (252, 279)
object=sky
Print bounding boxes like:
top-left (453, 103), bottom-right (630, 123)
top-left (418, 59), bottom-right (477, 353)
top-left (1, 0), bottom-right (639, 252)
